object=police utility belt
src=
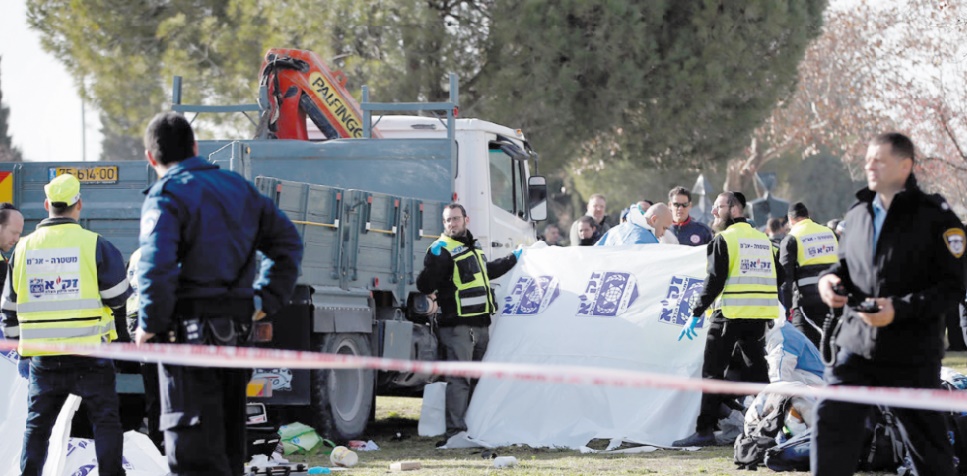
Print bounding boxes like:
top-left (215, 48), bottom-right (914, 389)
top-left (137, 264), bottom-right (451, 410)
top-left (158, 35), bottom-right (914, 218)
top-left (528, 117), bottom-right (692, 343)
top-left (170, 298), bottom-right (255, 346)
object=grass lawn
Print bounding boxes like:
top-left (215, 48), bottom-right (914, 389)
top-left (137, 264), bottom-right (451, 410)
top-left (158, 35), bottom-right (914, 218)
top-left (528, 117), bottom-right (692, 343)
top-left (279, 352), bottom-right (967, 475)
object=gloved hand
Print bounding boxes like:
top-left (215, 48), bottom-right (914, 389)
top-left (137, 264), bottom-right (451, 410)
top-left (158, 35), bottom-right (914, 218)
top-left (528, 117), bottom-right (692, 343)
top-left (18, 355), bottom-right (29, 379)
top-left (678, 316), bottom-right (701, 341)
top-left (430, 240), bottom-right (447, 256)
top-left (512, 245), bottom-right (523, 260)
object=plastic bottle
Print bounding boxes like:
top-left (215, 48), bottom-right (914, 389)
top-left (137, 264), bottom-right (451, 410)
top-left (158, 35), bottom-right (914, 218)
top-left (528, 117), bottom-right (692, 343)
top-left (493, 456), bottom-right (518, 468)
top-left (307, 467), bottom-right (331, 475)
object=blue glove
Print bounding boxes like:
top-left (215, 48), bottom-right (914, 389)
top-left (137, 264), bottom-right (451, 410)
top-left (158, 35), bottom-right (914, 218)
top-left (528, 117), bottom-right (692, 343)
top-left (512, 245), bottom-right (523, 260)
top-left (18, 355), bottom-right (29, 379)
top-left (430, 240), bottom-right (447, 256)
top-left (678, 316), bottom-right (701, 341)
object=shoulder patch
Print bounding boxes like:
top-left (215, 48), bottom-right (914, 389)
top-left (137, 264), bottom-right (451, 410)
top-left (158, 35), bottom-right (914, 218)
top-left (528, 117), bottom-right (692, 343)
top-left (944, 228), bottom-right (965, 258)
top-left (140, 209), bottom-right (161, 239)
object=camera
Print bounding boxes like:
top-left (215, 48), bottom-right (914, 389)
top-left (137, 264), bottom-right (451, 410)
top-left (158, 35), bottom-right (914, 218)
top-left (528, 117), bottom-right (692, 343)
top-left (832, 283), bottom-right (848, 296)
top-left (855, 299), bottom-right (880, 313)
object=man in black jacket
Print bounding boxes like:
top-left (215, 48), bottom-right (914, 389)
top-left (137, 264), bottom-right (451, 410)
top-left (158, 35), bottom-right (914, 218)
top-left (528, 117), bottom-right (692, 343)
top-left (417, 203), bottom-right (519, 446)
top-left (812, 132), bottom-right (964, 476)
top-left (778, 202), bottom-right (839, 348)
top-left (673, 191), bottom-right (778, 447)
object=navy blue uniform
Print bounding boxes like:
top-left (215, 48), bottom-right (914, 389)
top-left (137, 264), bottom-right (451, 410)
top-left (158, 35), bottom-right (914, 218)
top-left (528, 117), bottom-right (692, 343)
top-left (669, 217), bottom-right (714, 246)
top-left (811, 176), bottom-right (964, 476)
top-left (138, 157), bottom-right (302, 475)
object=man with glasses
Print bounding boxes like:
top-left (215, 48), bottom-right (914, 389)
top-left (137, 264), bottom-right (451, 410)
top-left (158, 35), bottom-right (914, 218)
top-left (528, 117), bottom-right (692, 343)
top-left (417, 203), bottom-right (521, 447)
top-left (668, 187), bottom-right (713, 246)
top-left (673, 191), bottom-right (777, 447)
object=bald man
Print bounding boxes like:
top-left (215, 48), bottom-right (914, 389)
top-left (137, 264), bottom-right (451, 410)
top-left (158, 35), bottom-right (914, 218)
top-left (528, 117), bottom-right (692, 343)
top-left (596, 203), bottom-right (673, 246)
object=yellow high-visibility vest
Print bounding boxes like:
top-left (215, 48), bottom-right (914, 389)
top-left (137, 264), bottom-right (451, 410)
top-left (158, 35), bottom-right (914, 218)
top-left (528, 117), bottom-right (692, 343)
top-left (718, 222), bottom-right (779, 319)
top-left (432, 235), bottom-right (494, 317)
top-left (12, 224), bottom-right (117, 356)
top-left (788, 219), bottom-right (838, 288)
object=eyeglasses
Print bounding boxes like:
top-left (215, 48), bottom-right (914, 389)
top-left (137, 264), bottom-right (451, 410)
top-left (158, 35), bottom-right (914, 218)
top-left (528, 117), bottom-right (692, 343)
top-left (444, 216), bottom-right (465, 223)
top-left (671, 202), bottom-right (690, 208)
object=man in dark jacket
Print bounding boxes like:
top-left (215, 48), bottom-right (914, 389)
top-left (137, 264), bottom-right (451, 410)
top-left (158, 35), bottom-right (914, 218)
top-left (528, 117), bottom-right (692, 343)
top-left (812, 132), bottom-right (964, 476)
top-left (417, 203), bottom-right (519, 446)
top-left (134, 112), bottom-right (303, 475)
top-left (673, 191), bottom-right (778, 447)
top-left (667, 186), bottom-right (714, 246)
top-left (778, 202), bottom-right (838, 348)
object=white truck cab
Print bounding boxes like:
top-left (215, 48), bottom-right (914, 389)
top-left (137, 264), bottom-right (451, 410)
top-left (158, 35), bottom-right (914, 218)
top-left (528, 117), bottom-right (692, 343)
top-left (309, 115), bottom-right (542, 258)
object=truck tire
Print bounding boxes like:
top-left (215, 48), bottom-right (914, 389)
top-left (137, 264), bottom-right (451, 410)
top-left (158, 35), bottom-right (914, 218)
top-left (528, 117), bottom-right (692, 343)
top-left (311, 333), bottom-right (375, 440)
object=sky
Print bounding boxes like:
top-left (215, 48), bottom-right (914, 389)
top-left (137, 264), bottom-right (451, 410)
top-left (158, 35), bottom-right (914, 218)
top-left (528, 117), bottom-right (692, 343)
top-left (1, 0), bottom-right (103, 162)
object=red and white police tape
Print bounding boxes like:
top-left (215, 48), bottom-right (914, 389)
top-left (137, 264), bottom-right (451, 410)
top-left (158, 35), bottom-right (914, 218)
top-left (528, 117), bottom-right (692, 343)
top-left (3, 339), bottom-right (966, 413)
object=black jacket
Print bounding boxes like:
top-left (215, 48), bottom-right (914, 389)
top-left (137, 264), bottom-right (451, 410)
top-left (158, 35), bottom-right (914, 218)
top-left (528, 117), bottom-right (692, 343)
top-left (824, 175), bottom-right (965, 364)
top-left (416, 230), bottom-right (518, 327)
top-left (689, 218), bottom-right (784, 317)
top-left (778, 232), bottom-right (832, 312)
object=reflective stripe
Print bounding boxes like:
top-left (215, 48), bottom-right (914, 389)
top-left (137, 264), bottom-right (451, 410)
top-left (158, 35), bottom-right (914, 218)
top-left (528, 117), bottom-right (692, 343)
top-left (100, 279), bottom-right (130, 300)
top-left (729, 277), bottom-right (776, 286)
top-left (797, 276), bottom-right (820, 287)
top-left (721, 298), bottom-right (778, 307)
top-left (3, 326), bottom-right (19, 338)
top-left (0, 298), bottom-right (15, 311)
top-left (20, 322), bottom-right (112, 340)
top-left (461, 295), bottom-right (489, 307)
top-left (16, 299), bottom-right (103, 314)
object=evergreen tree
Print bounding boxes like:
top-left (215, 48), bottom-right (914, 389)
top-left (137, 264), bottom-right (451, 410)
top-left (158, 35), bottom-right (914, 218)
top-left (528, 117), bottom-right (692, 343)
top-left (28, 0), bottom-right (826, 173)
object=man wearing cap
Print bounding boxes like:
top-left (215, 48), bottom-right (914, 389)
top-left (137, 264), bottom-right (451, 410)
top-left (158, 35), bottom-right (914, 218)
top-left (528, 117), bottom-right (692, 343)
top-left (1, 174), bottom-right (132, 476)
top-left (673, 191), bottom-right (778, 447)
top-left (134, 112), bottom-right (303, 475)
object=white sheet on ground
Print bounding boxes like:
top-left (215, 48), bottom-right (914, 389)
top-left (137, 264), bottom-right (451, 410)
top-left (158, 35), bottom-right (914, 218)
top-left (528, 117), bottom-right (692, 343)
top-left (0, 352), bottom-right (168, 475)
top-left (465, 244), bottom-right (709, 449)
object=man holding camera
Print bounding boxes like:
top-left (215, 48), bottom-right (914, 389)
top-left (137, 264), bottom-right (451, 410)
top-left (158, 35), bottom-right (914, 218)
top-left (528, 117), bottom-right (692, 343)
top-left (812, 133), bottom-right (964, 475)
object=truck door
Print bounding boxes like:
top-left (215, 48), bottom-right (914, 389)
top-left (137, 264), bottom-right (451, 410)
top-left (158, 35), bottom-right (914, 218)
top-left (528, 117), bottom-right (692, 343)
top-left (486, 139), bottom-right (534, 260)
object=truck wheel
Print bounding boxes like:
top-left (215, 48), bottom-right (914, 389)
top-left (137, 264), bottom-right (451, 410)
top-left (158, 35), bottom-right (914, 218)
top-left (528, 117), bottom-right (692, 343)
top-left (311, 333), bottom-right (375, 440)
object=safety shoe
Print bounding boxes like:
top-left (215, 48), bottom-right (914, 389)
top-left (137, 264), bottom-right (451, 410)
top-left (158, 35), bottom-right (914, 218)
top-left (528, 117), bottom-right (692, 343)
top-left (671, 431), bottom-right (716, 447)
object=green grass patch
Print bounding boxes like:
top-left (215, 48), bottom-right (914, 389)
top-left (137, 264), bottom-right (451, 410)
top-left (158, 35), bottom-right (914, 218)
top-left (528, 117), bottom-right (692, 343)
top-left (281, 352), bottom-right (967, 474)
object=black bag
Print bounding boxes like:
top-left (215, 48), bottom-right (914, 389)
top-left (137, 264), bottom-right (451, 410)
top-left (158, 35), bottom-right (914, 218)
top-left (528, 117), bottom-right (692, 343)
top-left (941, 376), bottom-right (967, 475)
top-left (858, 406), bottom-right (915, 474)
top-left (734, 394), bottom-right (793, 470)
top-left (764, 429), bottom-right (813, 472)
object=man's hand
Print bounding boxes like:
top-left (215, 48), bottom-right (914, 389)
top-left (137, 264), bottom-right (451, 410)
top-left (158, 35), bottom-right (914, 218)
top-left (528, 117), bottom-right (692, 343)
top-left (818, 275), bottom-right (847, 308)
top-left (512, 245), bottom-right (523, 260)
top-left (430, 240), bottom-right (447, 256)
top-left (857, 297), bottom-right (895, 328)
top-left (134, 327), bottom-right (156, 346)
top-left (678, 316), bottom-right (701, 341)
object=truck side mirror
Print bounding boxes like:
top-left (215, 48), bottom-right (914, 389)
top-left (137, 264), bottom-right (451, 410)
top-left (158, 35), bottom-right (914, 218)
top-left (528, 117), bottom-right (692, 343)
top-left (528, 175), bottom-right (547, 222)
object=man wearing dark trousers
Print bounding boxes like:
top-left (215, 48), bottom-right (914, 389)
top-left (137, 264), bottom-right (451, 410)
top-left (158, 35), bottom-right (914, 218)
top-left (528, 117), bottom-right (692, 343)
top-left (1, 174), bottom-right (131, 476)
top-left (812, 132), bottom-right (963, 476)
top-left (417, 203), bottom-right (519, 446)
top-left (134, 112), bottom-right (303, 475)
top-left (778, 202), bottom-right (839, 348)
top-left (673, 191), bottom-right (777, 447)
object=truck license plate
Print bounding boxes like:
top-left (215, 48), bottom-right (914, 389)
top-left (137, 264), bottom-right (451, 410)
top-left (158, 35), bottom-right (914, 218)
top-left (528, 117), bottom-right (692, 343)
top-left (49, 166), bottom-right (119, 184)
